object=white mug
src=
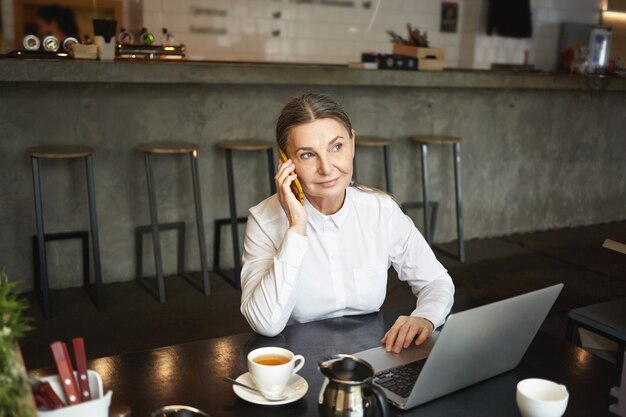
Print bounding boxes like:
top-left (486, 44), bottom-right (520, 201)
top-left (516, 378), bottom-right (569, 417)
top-left (247, 347), bottom-right (305, 399)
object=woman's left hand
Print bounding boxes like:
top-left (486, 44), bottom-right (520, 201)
top-left (380, 316), bottom-right (434, 353)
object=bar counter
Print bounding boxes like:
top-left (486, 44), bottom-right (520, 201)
top-left (1, 59), bottom-right (624, 290)
top-left (2, 59), bottom-right (626, 90)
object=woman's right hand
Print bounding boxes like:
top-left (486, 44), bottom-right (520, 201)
top-left (276, 158), bottom-right (307, 235)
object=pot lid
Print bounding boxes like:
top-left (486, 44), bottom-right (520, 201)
top-left (318, 354), bottom-right (374, 383)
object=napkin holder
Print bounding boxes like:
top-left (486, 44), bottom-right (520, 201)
top-left (37, 370), bottom-right (112, 417)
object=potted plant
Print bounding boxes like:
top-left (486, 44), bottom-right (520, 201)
top-left (387, 24), bottom-right (444, 71)
top-left (0, 268), bottom-right (34, 417)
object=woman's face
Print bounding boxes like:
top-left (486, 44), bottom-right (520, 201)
top-left (286, 118), bottom-right (355, 203)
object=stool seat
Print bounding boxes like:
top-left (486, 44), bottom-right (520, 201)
top-left (356, 136), bottom-right (392, 147)
top-left (411, 135), bottom-right (461, 145)
top-left (216, 139), bottom-right (274, 151)
top-left (137, 142), bottom-right (199, 154)
top-left (27, 145), bottom-right (94, 159)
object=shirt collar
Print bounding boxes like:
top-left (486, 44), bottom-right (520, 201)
top-left (305, 188), bottom-right (353, 231)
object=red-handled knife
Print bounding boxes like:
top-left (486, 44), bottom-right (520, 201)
top-left (32, 381), bottom-right (64, 410)
top-left (50, 341), bottom-right (81, 405)
top-left (72, 337), bottom-right (91, 402)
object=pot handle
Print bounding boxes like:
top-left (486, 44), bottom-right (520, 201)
top-left (365, 383), bottom-right (391, 417)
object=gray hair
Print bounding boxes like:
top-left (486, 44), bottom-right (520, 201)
top-left (276, 93), bottom-right (353, 152)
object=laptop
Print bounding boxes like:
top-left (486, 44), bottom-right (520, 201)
top-left (354, 284), bottom-right (563, 409)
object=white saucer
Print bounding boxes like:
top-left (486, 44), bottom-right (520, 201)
top-left (232, 372), bottom-right (308, 406)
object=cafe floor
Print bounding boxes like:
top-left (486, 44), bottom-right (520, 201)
top-left (20, 221), bottom-right (626, 371)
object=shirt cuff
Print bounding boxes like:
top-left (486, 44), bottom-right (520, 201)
top-left (277, 229), bottom-right (308, 267)
top-left (410, 309), bottom-right (444, 329)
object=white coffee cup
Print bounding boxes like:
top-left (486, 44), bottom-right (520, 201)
top-left (247, 347), bottom-right (305, 400)
top-left (516, 378), bottom-right (569, 417)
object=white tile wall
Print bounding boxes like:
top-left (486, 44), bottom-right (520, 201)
top-left (142, 0), bottom-right (424, 64)
top-left (0, 0), bottom-right (603, 69)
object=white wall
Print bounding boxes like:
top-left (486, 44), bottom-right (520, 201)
top-left (144, 0), bottom-right (469, 66)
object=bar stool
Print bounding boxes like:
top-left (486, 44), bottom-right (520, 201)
top-left (354, 136), bottom-right (393, 193)
top-left (27, 145), bottom-right (103, 319)
top-left (405, 135), bottom-right (464, 262)
top-left (214, 139), bottom-right (276, 290)
top-left (136, 141), bottom-right (210, 303)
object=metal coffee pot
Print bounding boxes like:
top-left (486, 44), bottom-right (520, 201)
top-left (318, 354), bottom-right (390, 417)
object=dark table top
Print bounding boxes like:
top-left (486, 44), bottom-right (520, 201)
top-left (32, 306), bottom-right (617, 417)
top-left (569, 297), bottom-right (626, 338)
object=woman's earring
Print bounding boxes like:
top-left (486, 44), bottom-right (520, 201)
top-left (349, 179), bottom-right (354, 186)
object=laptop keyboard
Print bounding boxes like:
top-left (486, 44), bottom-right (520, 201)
top-left (373, 359), bottom-right (427, 399)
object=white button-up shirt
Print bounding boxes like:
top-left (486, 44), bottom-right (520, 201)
top-left (240, 187), bottom-right (455, 337)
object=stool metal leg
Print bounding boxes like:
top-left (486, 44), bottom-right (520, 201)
top-left (266, 149), bottom-right (276, 195)
top-left (565, 318), bottom-right (576, 342)
top-left (383, 145), bottom-right (392, 194)
top-left (85, 155), bottom-right (104, 310)
top-left (144, 153), bottom-right (166, 303)
top-left (420, 144), bottom-right (432, 246)
top-left (81, 232), bottom-right (89, 288)
top-left (31, 157), bottom-right (50, 319)
top-left (453, 143), bottom-right (465, 262)
top-left (135, 225), bottom-right (144, 281)
top-left (190, 151), bottom-right (210, 295)
top-left (178, 223), bottom-right (186, 276)
top-left (225, 149), bottom-right (242, 289)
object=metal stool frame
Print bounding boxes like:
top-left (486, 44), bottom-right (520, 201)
top-left (139, 150), bottom-right (210, 303)
top-left (215, 148), bottom-right (275, 290)
top-left (420, 142), bottom-right (464, 262)
top-left (353, 144), bottom-right (393, 193)
top-left (30, 155), bottom-right (103, 319)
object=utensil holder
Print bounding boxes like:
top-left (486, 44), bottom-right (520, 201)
top-left (37, 370), bottom-right (112, 417)
top-left (94, 36), bottom-right (116, 61)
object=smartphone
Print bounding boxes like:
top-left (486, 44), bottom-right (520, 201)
top-left (278, 149), bottom-right (305, 205)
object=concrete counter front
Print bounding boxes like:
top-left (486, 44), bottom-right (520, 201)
top-left (2, 59), bottom-right (626, 90)
top-left (1, 59), bottom-right (624, 290)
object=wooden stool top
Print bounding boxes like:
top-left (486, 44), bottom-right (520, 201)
top-left (603, 238), bottom-right (626, 255)
top-left (27, 145), bottom-right (94, 159)
top-left (137, 142), bottom-right (199, 154)
top-left (216, 139), bottom-right (274, 151)
top-left (356, 136), bottom-right (392, 147)
top-left (411, 135), bottom-right (461, 145)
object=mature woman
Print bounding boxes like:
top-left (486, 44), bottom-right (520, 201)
top-left (240, 93), bottom-right (454, 353)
